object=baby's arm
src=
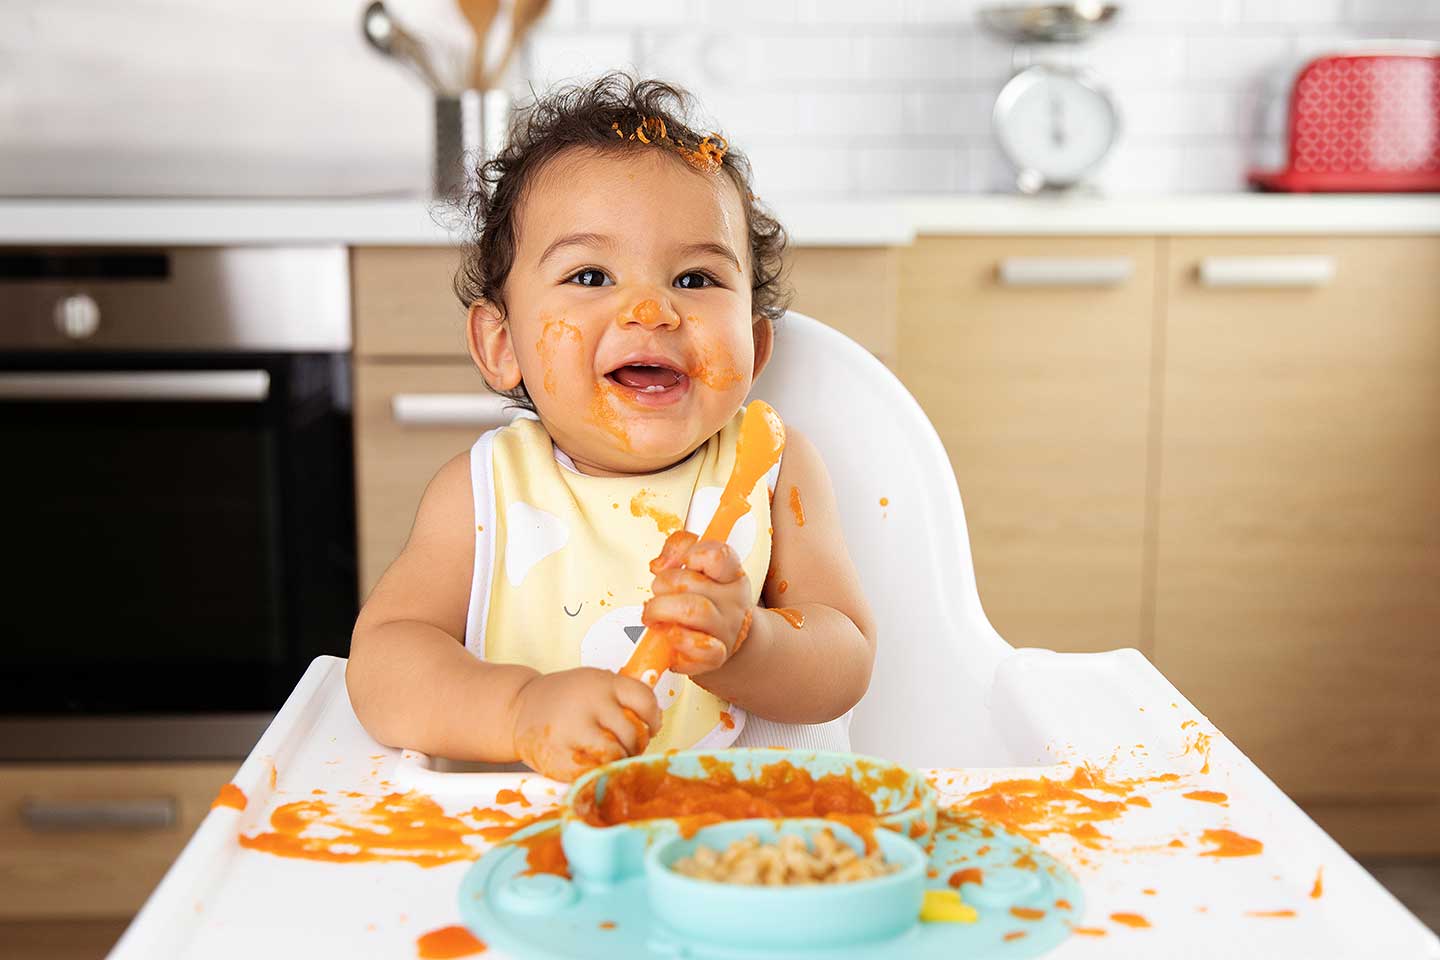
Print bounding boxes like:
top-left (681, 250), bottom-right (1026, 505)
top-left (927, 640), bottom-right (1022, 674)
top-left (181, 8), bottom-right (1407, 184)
top-left (679, 428), bottom-right (876, 723)
top-left (347, 453), bottom-right (659, 778)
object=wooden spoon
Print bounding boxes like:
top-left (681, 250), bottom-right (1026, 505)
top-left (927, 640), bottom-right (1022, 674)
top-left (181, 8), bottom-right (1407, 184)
top-left (482, 0), bottom-right (551, 90)
top-left (621, 400), bottom-right (787, 685)
top-left (455, 0), bottom-right (501, 90)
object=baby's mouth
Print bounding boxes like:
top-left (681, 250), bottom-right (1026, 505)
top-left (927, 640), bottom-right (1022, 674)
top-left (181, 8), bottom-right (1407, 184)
top-left (606, 363), bottom-right (688, 394)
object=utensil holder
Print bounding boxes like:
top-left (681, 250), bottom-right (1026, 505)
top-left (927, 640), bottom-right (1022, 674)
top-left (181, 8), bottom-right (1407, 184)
top-left (434, 89), bottom-right (511, 198)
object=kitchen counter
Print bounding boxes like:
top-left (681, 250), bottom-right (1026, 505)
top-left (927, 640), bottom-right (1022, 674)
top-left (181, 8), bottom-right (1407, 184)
top-left (1, 194), bottom-right (1438, 248)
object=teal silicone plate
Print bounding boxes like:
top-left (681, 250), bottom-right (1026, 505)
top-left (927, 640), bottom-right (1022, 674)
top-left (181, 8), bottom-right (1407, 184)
top-left (458, 750), bottom-right (1082, 959)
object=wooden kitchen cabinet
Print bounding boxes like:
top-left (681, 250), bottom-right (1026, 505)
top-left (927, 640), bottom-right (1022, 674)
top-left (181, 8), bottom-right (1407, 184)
top-left (785, 246), bottom-right (901, 367)
top-left (352, 247), bottom-right (468, 358)
top-left (0, 762), bottom-right (233, 921)
top-left (353, 361), bottom-right (511, 596)
top-left (1152, 236), bottom-right (1440, 845)
top-left (897, 236), bottom-right (1159, 656)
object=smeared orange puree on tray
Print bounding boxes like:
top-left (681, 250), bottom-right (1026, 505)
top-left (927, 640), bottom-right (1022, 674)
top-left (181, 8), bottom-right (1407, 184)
top-left (237, 791), bottom-right (554, 867)
top-left (416, 925), bottom-right (487, 958)
top-left (211, 783), bottom-right (247, 811)
top-left (1198, 828), bottom-right (1264, 858)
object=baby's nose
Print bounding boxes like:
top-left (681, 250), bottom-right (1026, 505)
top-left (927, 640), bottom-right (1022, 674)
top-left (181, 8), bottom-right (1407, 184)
top-left (618, 298), bottom-right (682, 331)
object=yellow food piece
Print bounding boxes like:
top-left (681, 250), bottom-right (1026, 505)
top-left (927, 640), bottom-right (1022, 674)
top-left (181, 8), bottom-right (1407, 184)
top-left (920, 889), bottom-right (979, 924)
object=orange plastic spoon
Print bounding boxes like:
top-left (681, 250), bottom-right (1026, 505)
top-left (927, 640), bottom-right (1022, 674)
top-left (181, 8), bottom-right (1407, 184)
top-left (621, 400), bottom-right (786, 685)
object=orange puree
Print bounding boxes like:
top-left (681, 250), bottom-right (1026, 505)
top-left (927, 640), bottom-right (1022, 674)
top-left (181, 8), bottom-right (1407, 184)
top-left (238, 791), bottom-right (551, 868)
top-left (495, 788), bottom-right (530, 808)
top-left (1110, 912), bottom-right (1150, 928)
top-left (536, 318), bottom-right (581, 397)
top-left (576, 759), bottom-right (877, 840)
top-left (630, 489), bottom-right (681, 534)
top-left (211, 783), bottom-right (247, 811)
top-left (588, 383), bottom-right (633, 451)
top-left (630, 299), bottom-right (662, 327)
top-left (416, 925), bottom-right (487, 958)
top-left (1182, 790), bottom-right (1228, 805)
top-left (1070, 926), bottom-right (1108, 936)
top-left (518, 825), bottom-right (569, 877)
top-left (1010, 907), bottom-right (1046, 920)
top-left (1198, 828), bottom-right (1263, 858)
top-left (771, 607), bottom-right (805, 629)
top-left (788, 485), bottom-right (805, 526)
top-left (1246, 910), bottom-right (1296, 918)
top-left (948, 867), bottom-right (983, 887)
top-left (1311, 866), bottom-right (1324, 899)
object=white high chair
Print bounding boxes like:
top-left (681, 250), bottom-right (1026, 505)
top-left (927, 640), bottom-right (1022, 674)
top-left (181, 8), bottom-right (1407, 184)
top-left (750, 310), bottom-right (1014, 767)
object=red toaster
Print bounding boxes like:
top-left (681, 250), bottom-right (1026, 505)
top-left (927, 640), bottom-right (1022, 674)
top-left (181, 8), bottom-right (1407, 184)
top-left (1247, 53), bottom-right (1440, 193)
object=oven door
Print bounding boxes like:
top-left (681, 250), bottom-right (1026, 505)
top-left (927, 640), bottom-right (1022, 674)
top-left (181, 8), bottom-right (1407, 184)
top-left (0, 352), bottom-right (357, 756)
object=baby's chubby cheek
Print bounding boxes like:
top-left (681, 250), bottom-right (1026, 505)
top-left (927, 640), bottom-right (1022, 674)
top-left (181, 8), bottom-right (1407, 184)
top-left (527, 314), bottom-right (638, 452)
top-left (534, 315), bottom-right (584, 399)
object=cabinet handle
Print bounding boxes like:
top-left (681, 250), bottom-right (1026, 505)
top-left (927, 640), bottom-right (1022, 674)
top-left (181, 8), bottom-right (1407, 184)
top-left (21, 797), bottom-right (176, 832)
top-left (391, 392), bottom-right (514, 426)
top-left (1198, 256), bottom-right (1336, 288)
top-left (998, 257), bottom-right (1135, 287)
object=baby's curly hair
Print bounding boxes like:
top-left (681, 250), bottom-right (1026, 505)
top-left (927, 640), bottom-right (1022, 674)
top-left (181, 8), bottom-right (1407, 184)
top-left (452, 72), bottom-right (791, 411)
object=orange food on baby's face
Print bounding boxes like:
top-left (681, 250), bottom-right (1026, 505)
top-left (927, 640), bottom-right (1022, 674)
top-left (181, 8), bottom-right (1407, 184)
top-left (497, 150), bottom-right (757, 477)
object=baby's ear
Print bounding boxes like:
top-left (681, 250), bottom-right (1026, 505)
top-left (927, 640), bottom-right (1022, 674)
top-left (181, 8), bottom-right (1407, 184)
top-left (750, 315), bottom-right (774, 379)
top-left (467, 299), bottom-right (523, 391)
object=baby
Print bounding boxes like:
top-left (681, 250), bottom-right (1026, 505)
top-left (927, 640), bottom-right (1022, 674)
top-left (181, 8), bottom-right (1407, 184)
top-left (347, 74), bottom-right (875, 782)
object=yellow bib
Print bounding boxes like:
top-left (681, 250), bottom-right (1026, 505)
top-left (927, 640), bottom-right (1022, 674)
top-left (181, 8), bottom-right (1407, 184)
top-left (465, 412), bottom-right (776, 753)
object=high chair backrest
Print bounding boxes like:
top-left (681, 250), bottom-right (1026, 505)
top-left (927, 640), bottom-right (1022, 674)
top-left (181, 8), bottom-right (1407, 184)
top-left (749, 311), bottom-right (1014, 768)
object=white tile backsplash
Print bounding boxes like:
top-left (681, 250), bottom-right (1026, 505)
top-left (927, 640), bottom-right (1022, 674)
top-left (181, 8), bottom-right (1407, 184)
top-left (1, 0), bottom-right (1434, 198)
top-left (856, 146), bottom-right (966, 193)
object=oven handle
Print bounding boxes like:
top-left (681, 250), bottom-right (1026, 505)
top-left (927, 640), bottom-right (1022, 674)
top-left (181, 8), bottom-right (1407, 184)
top-left (0, 370), bottom-right (271, 402)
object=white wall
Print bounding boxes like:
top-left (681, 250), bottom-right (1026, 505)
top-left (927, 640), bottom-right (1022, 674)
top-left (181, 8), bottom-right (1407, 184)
top-left (2, 0), bottom-right (1436, 198)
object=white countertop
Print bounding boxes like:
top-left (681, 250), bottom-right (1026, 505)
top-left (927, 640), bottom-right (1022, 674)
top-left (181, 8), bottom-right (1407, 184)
top-left (1, 194), bottom-right (1438, 247)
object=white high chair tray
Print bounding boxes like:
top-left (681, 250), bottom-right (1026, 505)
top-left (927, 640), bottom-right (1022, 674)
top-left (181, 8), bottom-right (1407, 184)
top-left (109, 654), bottom-right (1438, 959)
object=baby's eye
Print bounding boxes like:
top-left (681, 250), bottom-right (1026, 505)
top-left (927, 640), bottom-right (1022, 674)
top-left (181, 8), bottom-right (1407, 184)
top-left (567, 268), bottom-right (612, 287)
top-left (675, 271), bottom-right (716, 290)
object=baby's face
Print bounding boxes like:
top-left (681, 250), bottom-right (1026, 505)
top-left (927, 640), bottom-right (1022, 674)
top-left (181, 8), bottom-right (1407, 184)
top-left (486, 147), bottom-right (762, 476)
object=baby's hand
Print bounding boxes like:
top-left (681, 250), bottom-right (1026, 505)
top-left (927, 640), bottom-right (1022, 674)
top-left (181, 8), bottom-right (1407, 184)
top-left (510, 668), bottom-right (660, 782)
top-left (641, 531), bottom-right (755, 676)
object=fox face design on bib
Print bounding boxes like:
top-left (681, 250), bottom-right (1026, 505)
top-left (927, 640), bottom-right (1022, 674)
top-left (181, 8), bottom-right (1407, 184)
top-left (473, 413), bottom-right (777, 753)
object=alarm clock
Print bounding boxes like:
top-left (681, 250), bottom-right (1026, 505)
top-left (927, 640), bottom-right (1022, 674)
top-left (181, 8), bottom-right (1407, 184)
top-left (992, 63), bottom-right (1121, 193)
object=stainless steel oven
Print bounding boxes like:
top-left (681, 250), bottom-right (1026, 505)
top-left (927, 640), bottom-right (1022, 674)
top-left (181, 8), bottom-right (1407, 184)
top-left (0, 247), bottom-right (356, 760)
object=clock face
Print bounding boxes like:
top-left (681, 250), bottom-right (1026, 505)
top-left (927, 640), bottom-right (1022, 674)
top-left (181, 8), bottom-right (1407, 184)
top-left (993, 65), bottom-right (1120, 188)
